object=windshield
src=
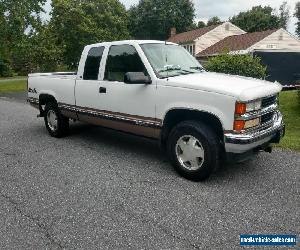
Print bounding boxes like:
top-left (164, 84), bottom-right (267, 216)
top-left (140, 43), bottom-right (204, 79)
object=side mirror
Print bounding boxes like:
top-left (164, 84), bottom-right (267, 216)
top-left (124, 72), bottom-right (152, 84)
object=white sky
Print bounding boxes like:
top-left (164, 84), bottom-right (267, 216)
top-left (44, 0), bottom-right (298, 34)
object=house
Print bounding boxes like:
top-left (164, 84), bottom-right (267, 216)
top-left (167, 22), bottom-right (246, 56)
top-left (196, 28), bottom-right (300, 85)
top-left (197, 28), bottom-right (300, 57)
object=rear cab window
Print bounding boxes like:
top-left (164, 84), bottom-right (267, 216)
top-left (83, 46), bottom-right (105, 80)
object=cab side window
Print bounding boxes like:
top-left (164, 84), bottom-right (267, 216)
top-left (83, 46), bottom-right (104, 80)
top-left (104, 45), bottom-right (147, 82)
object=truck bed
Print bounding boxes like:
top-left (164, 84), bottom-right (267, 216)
top-left (28, 72), bottom-right (77, 80)
top-left (28, 72), bottom-right (77, 106)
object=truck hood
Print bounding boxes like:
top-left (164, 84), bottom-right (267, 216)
top-left (163, 72), bottom-right (282, 101)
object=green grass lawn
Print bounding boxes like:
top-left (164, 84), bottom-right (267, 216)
top-left (278, 90), bottom-right (300, 151)
top-left (0, 79), bottom-right (27, 93)
top-left (0, 76), bottom-right (27, 80)
top-left (0, 78), bottom-right (299, 151)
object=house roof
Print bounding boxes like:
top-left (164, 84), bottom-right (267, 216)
top-left (197, 29), bottom-right (278, 57)
top-left (167, 24), bottom-right (221, 44)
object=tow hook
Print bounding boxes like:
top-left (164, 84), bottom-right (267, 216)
top-left (264, 146), bottom-right (272, 153)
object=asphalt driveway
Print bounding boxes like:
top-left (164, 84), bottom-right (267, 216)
top-left (0, 97), bottom-right (299, 249)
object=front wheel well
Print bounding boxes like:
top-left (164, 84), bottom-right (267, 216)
top-left (160, 109), bottom-right (224, 147)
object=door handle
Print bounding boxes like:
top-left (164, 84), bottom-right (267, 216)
top-left (99, 87), bottom-right (106, 94)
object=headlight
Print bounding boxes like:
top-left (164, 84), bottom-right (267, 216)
top-left (246, 100), bottom-right (261, 112)
top-left (235, 100), bottom-right (261, 115)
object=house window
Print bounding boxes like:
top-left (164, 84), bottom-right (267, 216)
top-left (182, 45), bottom-right (195, 55)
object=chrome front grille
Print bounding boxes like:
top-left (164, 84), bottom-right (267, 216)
top-left (261, 112), bottom-right (274, 125)
top-left (262, 95), bottom-right (277, 109)
top-left (236, 96), bottom-right (279, 133)
top-left (233, 93), bottom-right (281, 134)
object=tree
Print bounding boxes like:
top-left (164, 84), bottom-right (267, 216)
top-left (0, 0), bottom-right (46, 75)
top-left (128, 0), bottom-right (195, 40)
top-left (29, 25), bottom-right (64, 73)
top-left (279, 1), bottom-right (290, 29)
top-left (48, 0), bottom-right (130, 68)
top-left (0, 0), bottom-right (46, 44)
top-left (0, 58), bottom-right (13, 77)
top-left (295, 2), bottom-right (300, 37)
top-left (0, 11), bottom-right (9, 75)
top-left (205, 54), bottom-right (267, 79)
top-left (197, 21), bottom-right (206, 28)
top-left (230, 6), bottom-right (281, 32)
top-left (207, 17), bottom-right (222, 26)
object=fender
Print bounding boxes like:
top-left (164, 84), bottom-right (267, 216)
top-left (160, 101), bottom-right (232, 131)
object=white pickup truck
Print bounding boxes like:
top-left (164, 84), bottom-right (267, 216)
top-left (28, 40), bottom-right (285, 181)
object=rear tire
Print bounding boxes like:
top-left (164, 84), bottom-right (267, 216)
top-left (167, 120), bottom-right (220, 181)
top-left (44, 103), bottom-right (69, 138)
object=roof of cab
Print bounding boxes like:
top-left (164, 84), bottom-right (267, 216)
top-left (85, 40), bottom-right (177, 49)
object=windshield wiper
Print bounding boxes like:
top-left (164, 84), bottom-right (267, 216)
top-left (158, 65), bottom-right (201, 78)
top-left (158, 65), bottom-right (182, 73)
top-left (180, 69), bottom-right (197, 74)
top-left (159, 70), bottom-right (193, 79)
top-left (190, 66), bottom-right (204, 71)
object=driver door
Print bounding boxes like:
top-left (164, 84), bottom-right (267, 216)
top-left (97, 44), bottom-right (160, 138)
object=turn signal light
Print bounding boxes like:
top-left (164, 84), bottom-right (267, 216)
top-left (235, 103), bottom-right (246, 115)
top-left (234, 120), bottom-right (245, 132)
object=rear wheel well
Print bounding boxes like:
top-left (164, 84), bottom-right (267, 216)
top-left (161, 109), bottom-right (224, 147)
top-left (39, 94), bottom-right (57, 106)
top-left (39, 94), bottom-right (57, 116)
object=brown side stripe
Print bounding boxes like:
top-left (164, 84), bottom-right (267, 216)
top-left (28, 98), bottom-right (162, 138)
top-left (27, 98), bottom-right (162, 129)
top-left (58, 103), bottom-right (162, 129)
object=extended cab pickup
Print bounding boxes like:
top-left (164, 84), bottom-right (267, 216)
top-left (28, 40), bottom-right (285, 181)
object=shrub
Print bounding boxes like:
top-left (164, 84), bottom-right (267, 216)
top-left (0, 58), bottom-right (13, 77)
top-left (297, 83), bottom-right (300, 105)
top-left (204, 54), bottom-right (267, 79)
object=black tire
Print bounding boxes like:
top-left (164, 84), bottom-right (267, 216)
top-left (167, 120), bottom-right (221, 181)
top-left (44, 102), bottom-right (69, 138)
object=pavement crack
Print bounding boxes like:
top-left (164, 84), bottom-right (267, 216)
top-left (1, 193), bottom-right (65, 249)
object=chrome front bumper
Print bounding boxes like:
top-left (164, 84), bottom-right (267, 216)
top-left (224, 111), bottom-right (285, 154)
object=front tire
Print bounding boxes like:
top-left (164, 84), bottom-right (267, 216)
top-left (44, 103), bottom-right (69, 138)
top-left (167, 120), bottom-right (221, 181)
